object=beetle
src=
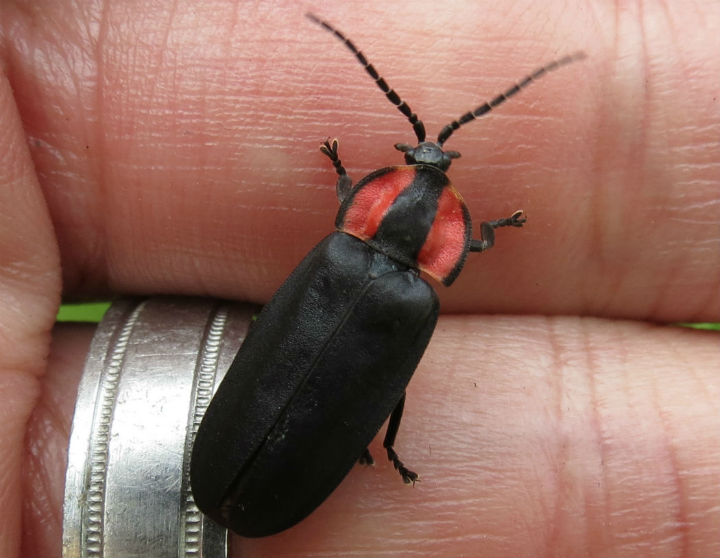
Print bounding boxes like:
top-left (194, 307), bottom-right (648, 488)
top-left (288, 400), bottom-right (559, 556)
top-left (190, 13), bottom-right (585, 538)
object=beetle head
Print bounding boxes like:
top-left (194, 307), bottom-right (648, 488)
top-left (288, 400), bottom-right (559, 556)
top-left (394, 141), bottom-right (461, 172)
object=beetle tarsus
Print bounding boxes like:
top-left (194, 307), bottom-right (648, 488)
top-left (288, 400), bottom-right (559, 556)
top-left (491, 209), bottom-right (526, 228)
top-left (358, 447), bottom-right (375, 466)
top-left (382, 393), bottom-right (418, 484)
top-left (320, 138), bottom-right (353, 201)
top-left (386, 446), bottom-right (418, 485)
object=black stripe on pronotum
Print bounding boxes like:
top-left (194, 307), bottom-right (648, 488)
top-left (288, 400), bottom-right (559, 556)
top-left (190, 13), bottom-right (585, 537)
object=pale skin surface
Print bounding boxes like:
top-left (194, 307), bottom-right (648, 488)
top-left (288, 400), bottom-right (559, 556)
top-left (1, 0), bottom-right (719, 556)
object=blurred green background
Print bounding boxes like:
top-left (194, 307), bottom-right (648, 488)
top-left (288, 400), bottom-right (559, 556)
top-left (56, 302), bottom-right (112, 322)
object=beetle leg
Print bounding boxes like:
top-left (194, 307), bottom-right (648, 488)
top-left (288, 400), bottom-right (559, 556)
top-left (320, 138), bottom-right (353, 202)
top-left (469, 209), bottom-right (526, 252)
top-left (383, 393), bottom-right (418, 484)
top-left (358, 447), bottom-right (375, 466)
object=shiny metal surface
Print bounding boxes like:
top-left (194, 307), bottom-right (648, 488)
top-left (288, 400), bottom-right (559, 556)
top-left (63, 298), bottom-right (256, 557)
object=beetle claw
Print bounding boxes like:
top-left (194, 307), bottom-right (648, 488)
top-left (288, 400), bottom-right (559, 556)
top-left (510, 209), bottom-right (527, 226)
top-left (320, 138), bottom-right (339, 158)
top-left (386, 446), bottom-right (418, 485)
top-left (358, 447), bottom-right (375, 466)
top-left (402, 469), bottom-right (419, 486)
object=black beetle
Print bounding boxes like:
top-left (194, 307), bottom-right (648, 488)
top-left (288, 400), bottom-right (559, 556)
top-left (190, 13), bottom-right (584, 537)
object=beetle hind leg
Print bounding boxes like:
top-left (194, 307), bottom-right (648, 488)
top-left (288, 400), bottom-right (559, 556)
top-left (383, 393), bottom-right (418, 484)
top-left (320, 138), bottom-right (353, 202)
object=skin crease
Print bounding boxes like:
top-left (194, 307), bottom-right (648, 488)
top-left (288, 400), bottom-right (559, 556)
top-left (0, 0), bottom-right (718, 555)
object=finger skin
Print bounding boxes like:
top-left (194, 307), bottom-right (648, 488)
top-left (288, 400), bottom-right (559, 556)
top-left (30, 317), bottom-right (720, 556)
top-left (0, 68), bottom-right (61, 555)
top-left (22, 326), bottom-right (92, 558)
top-left (1, 0), bottom-right (718, 319)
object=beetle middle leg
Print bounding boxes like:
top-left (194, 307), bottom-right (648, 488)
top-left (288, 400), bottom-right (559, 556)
top-left (358, 448), bottom-right (374, 466)
top-left (384, 393), bottom-right (418, 484)
top-left (469, 209), bottom-right (527, 253)
top-left (320, 138), bottom-right (353, 202)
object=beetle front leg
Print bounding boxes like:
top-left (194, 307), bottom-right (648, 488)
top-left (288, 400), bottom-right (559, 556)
top-left (469, 209), bottom-right (526, 253)
top-left (383, 393), bottom-right (418, 484)
top-left (319, 138), bottom-right (353, 203)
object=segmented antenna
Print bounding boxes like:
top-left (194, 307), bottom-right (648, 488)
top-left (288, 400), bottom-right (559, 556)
top-left (437, 51), bottom-right (586, 146)
top-left (306, 13), bottom-right (427, 143)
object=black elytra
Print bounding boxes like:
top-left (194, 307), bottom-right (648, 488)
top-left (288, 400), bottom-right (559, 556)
top-left (190, 12), bottom-right (585, 538)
